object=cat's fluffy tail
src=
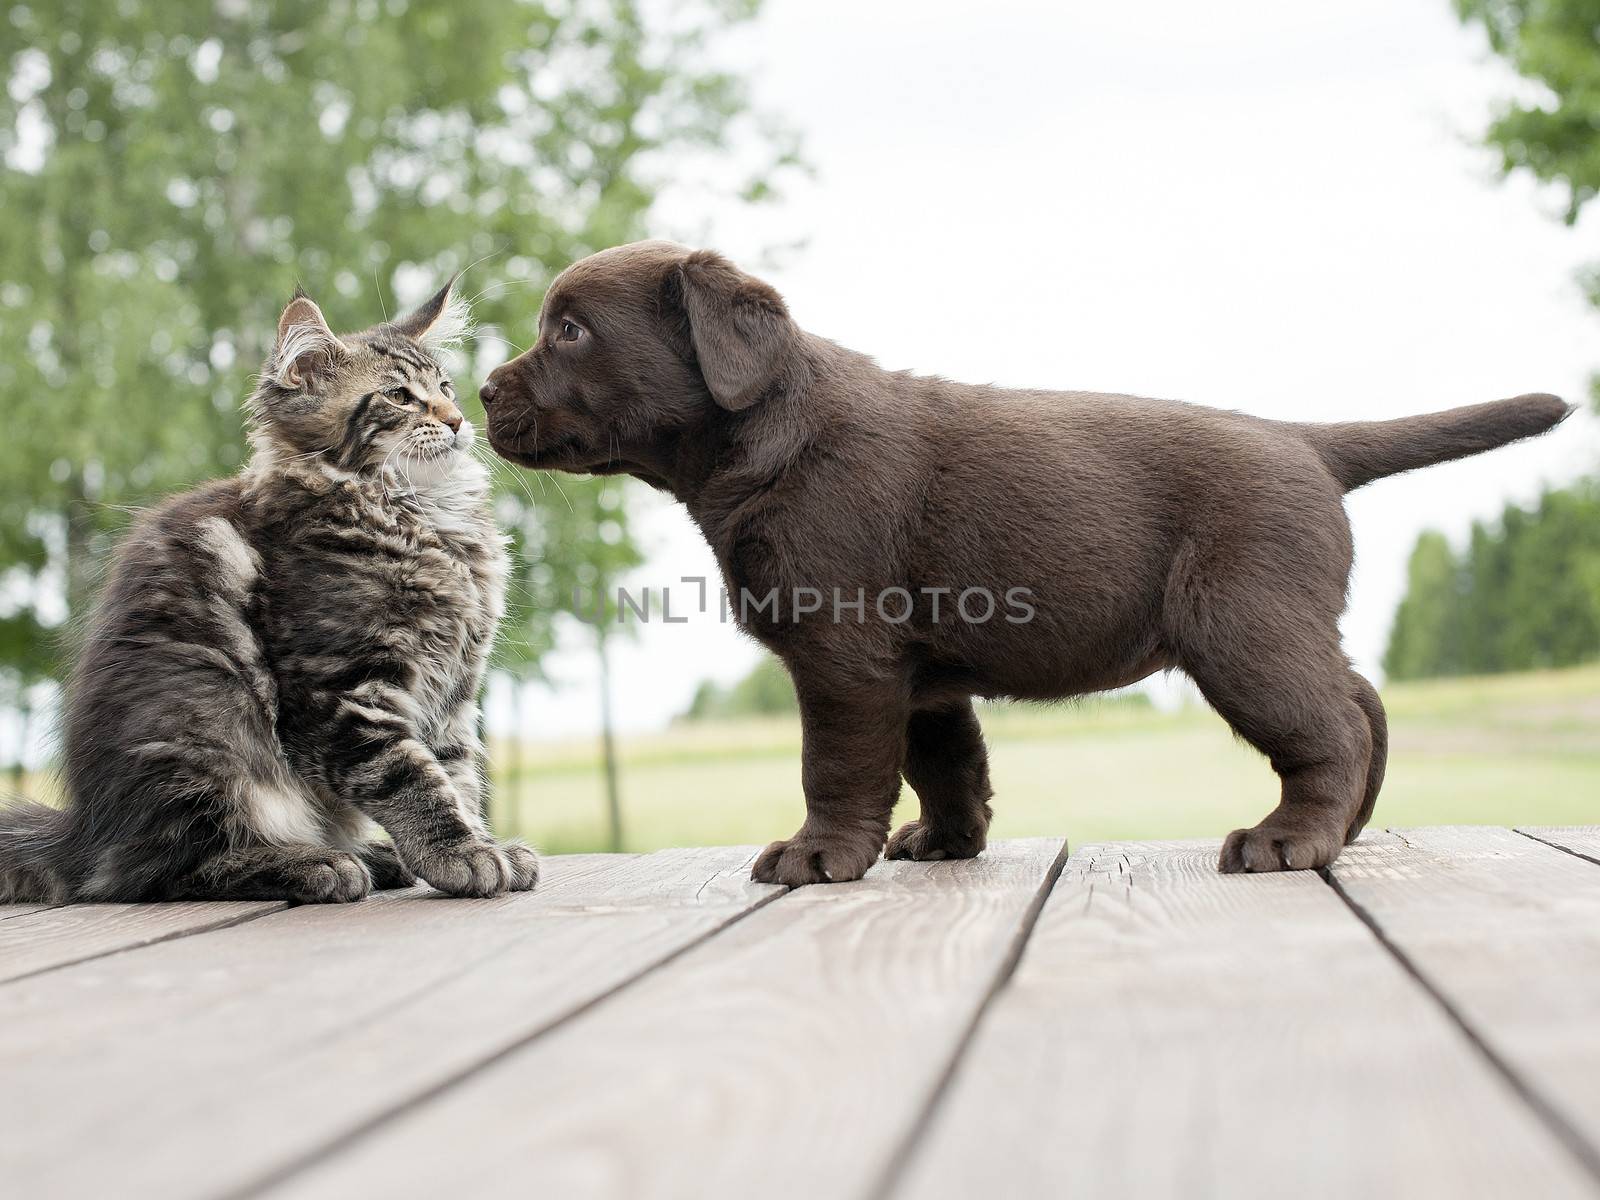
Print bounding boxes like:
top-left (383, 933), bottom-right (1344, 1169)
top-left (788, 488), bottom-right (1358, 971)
top-left (0, 800), bottom-right (72, 903)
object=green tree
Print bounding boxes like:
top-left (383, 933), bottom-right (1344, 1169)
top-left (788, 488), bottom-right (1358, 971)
top-left (1492, 488), bottom-right (1600, 667)
top-left (1383, 531), bottom-right (1466, 680)
top-left (1455, 0), bottom-right (1600, 404)
top-left (1384, 2), bottom-right (1600, 680)
top-left (0, 1), bottom-right (792, 779)
top-left (682, 655), bottom-right (797, 721)
top-left (496, 476), bottom-right (643, 850)
top-left (1384, 489), bottom-right (1600, 678)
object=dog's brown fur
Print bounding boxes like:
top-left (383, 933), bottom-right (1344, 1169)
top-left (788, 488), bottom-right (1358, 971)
top-left (481, 240), bottom-right (1571, 883)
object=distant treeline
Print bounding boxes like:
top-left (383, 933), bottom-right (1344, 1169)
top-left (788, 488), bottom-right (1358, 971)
top-left (1384, 485), bottom-right (1600, 681)
top-left (681, 657), bottom-right (799, 721)
top-left (680, 656), bottom-right (1162, 723)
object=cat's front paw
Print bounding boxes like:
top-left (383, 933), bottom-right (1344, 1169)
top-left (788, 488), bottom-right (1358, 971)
top-left (410, 838), bottom-right (538, 898)
top-left (500, 840), bottom-right (540, 891)
top-left (291, 850), bottom-right (373, 903)
top-left (356, 839), bottom-right (418, 890)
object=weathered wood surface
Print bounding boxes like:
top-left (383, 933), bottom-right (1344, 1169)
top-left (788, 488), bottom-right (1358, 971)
top-left (895, 837), bottom-right (1595, 1199)
top-left (1328, 827), bottom-right (1600, 1179)
top-left (2, 829), bottom-right (1597, 1200)
top-left (0, 847), bottom-right (778, 1199)
top-left (0, 899), bottom-right (283, 984)
top-left (1521, 825), bottom-right (1600, 865)
top-left (269, 839), bottom-right (1068, 1200)
top-left (0, 903), bottom-right (56, 921)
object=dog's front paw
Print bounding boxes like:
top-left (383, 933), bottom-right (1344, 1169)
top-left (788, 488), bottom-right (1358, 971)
top-left (886, 819), bottom-right (987, 862)
top-left (752, 830), bottom-right (880, 887)
top-left (1219, 821), bottom-right (1344, 873)
top-left (409, 838), bottom-right (537, 898)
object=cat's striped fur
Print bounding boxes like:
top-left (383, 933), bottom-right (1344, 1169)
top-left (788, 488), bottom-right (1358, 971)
top-left (0, 281), bottom-right (535, 902)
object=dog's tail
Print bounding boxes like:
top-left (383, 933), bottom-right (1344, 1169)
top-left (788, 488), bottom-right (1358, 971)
top-left (1298, 393), bottom-right (1574, 493)
top-left (0, 799), bottom-right (74, 903)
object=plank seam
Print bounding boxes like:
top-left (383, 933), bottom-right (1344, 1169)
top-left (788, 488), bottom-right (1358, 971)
top-left (1514, 828), bottom-right (1600, 870)
top-left (1321, 867), bottom-right (1600, 1188)
top-left (0, 904), bottom-right (63, 922)
top-left (865, 838), bottom-right (1073, 1200)
top-left (0, 903), bottom-right (289, 987)
top-left (222, 880), bottom-right (791, 1200)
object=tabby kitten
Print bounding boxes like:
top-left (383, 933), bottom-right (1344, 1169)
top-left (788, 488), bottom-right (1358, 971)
top-left (0, 281), bottom-right (536, 902)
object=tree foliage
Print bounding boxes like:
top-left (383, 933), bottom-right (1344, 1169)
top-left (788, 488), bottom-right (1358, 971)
top-left (680, 655), bottom-right (798, 721)
top-left (1385, 2), bottom-right (1600, 680)
top-left (1456, 0), bottom-right (1600, 226)
top-left (0, 0), bottom-right (789, 707)
top-left (1456, 0), bottom-right (1600, 399)
top-left (1384, 488), bottom-right (1600, 679)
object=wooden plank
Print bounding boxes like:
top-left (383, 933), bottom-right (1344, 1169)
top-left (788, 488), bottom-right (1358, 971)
top-left (0, 847), bottom-right (779, 1199)
top-left (1519, 825), bottom-right (1600, 866)
top-left (268, 838), bottom-right (1068, 1200)
top-left (0, 899), bottom-right (284, 984)
top-left (894, 837), bottom-right (1595, 1200)
top-left (1330, 826), bottom-right (1600, 1178)
top-left (0, 903), bottom-right (55, 921)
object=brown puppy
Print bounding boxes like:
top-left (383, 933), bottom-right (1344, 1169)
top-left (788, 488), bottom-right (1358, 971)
top-left (481, 240), bottom-right (1570, 883)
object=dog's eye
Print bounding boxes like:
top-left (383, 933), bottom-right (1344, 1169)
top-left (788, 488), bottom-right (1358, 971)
top-left (559, 319), bottom-right (584, 343)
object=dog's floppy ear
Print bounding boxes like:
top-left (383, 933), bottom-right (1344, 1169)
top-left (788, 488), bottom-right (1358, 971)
top-left (670, 250), bottom-right (794, 411)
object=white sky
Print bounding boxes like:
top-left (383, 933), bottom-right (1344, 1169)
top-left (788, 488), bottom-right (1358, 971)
top-left (504, 0), bottom-right (1600, 739)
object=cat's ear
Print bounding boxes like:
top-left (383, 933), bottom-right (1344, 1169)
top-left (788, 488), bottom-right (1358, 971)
top-left (272, 290), bottom-right (348, 390)
top-left (393, 274), bottom-right (471, 352)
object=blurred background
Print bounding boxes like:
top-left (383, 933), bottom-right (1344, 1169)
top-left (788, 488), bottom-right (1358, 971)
top-left (1, 0), bottom-right (1596, 854)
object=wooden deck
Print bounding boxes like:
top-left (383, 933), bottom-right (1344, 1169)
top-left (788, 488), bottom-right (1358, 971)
top-left (3, 826), bottom-right (1599, 1199)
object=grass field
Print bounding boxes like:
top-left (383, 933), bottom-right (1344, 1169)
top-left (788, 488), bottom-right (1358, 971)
top-left (489, 664), bottom-right (1600, 855)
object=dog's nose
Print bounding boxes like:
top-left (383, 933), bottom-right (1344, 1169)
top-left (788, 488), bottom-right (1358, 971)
top-left (479, 379), bottom-right (498, 408)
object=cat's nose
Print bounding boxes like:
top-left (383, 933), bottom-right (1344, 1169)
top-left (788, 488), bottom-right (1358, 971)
top-left (479, 379), bottom-right (498, 408)
top-left (434, 402), bottom-right (463, 432)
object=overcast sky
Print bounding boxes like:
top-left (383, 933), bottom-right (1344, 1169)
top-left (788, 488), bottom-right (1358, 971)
top-left (492, 0), bottom-right (1599, 740)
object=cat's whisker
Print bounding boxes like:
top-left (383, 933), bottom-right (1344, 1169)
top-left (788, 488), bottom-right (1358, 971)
top-left (468, 329), bottom-right (532, 356)
top-left (545, 470), bottom-right (575, 516)
top-left (463, 276), bottom-right (545, 307)
top-left (474, 443), bottom-right (545, 508)
top-left (453, 246), bottom-right (509, 294)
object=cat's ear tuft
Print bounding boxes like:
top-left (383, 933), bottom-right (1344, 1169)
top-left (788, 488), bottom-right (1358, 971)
top-left (393, 274), bottom-right (472, 353)
top-left (272, 294), bottom-right (348, 390)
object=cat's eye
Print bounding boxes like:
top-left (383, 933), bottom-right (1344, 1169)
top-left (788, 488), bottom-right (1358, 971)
top-left (384, 386), bottom-right (418, 406)
top-left (559, 319), bottom-right (584, 343)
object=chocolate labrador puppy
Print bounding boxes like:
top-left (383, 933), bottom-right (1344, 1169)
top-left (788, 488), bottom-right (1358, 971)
top-left (480, 240), bottom-right (1569, 884)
